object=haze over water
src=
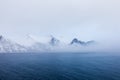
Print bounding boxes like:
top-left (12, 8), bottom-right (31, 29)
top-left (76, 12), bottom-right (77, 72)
top-left (0, 0), bottom-right (120, 80)
top-left (0, 0), bottom-right (120, 51)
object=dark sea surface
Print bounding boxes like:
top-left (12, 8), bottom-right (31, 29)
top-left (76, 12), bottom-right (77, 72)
top-left (0, 52), bottom-right (120, 80)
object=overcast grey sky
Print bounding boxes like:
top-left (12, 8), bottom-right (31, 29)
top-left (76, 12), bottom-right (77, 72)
top-left (0, 0), bottom-right (120, 48)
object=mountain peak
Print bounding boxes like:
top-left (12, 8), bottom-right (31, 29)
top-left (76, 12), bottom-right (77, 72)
top-left (49, 36), bottom-right (60, 46)
top-left (0, 35), bottom-right (3, 40)
top-left (70, 38), bottom-right (96, 46)
top-left (71, 38), bottom-right (79, 44)
top-left (71, 38), bottom-right (86, 45)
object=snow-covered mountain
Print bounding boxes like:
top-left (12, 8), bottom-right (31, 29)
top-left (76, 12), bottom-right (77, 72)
top-left (28, 36), bottom-right (61, 52)
top-left (0, 35), bottom-right (27, 53)
top-left (49, 36), bottom-right (60, 46)
top-left (0, 35), bottom-right (96, 53)
top-left (70, 38), bottom-right (96, 46)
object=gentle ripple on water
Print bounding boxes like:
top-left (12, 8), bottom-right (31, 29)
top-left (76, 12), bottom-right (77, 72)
top-left (0, 53), bottom-right (120, 80)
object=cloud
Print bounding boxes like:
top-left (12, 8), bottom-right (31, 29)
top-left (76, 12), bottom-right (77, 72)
top-left (0, 0), bottom-right (120, 51)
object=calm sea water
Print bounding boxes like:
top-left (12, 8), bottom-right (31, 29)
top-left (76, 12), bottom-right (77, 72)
top-left (0, 52), bottom-right (120, 80)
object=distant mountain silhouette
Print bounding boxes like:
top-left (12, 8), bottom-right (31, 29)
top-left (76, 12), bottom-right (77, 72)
top-left (0, 35), bottom-right (27, 53)
top-left (71, 38), bottom-right (96, 46)
top-left (49, 36), bottom-right (60, 46)
top-left (0, 35), bottom-right (96, 53)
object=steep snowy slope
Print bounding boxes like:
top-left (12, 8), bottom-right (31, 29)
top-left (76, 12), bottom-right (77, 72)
top-left (70, 38), bottom-right (96, 46)
top-left (0, 36), bottom-right (27, 53)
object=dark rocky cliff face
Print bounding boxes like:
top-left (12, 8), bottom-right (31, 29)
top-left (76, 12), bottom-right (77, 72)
top-left (71, 38), bottom-right (95, 46)
top-left (49, 37), bottom-right (60, 46)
